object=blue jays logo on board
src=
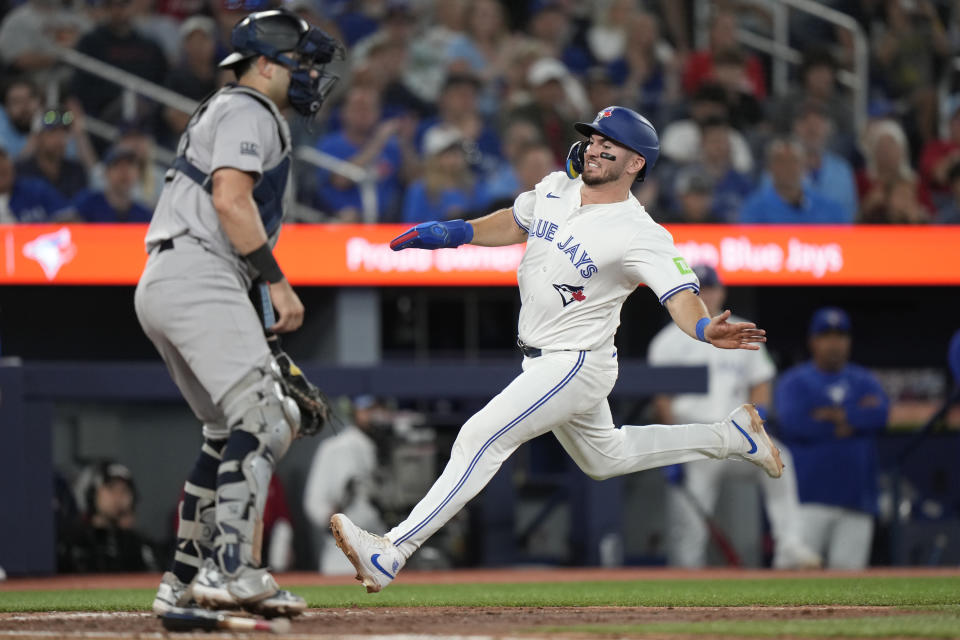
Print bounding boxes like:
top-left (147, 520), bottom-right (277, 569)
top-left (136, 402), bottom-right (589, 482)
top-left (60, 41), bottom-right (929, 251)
top-left (553, 283), bottom-right (586, 307)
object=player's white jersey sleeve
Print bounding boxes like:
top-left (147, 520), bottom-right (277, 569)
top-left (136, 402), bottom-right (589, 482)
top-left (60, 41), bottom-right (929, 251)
top-left (512, 189), bottom-right (536, 234)
top-left (623, 225), bottom-right (700, 305)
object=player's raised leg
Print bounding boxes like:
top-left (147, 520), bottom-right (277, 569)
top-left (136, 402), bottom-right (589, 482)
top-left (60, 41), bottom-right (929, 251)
top-left (331, 349), bottom-right (613, 592)
top-left (554, 403), bottom-right (783, 480)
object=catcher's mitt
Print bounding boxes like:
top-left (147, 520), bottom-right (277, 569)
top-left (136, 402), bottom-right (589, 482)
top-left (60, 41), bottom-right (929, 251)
top-left (268, 335), bottom-right (330, 437)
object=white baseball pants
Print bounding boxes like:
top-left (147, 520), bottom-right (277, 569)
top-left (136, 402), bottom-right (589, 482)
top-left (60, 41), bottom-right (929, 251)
top-left (667, 442), bottom-right (810, 568)
top-left (798, 503), bottom-right (874, 569)
top-left (386, 348), bottom-right (746, 558)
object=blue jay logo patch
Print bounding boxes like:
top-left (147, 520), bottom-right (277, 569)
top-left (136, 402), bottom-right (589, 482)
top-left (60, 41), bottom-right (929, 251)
top-left (553, 283), bottom-right (586, 307)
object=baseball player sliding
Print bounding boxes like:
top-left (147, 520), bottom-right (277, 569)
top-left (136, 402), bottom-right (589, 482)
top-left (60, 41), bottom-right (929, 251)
top-left (330, 106), bottom-right (783, 593)
top-left (135, 9), bottom-right (341, 617)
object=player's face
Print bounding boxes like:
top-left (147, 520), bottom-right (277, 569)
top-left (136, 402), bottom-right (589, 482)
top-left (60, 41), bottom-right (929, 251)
top-left (810, 331), bottom-right (851, 371)
top-left (581, 135), bottom-right (630, 186)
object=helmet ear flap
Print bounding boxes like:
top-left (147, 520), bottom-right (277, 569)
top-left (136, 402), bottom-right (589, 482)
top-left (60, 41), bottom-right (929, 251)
top-left (565, 141), bottom-right (586, 179)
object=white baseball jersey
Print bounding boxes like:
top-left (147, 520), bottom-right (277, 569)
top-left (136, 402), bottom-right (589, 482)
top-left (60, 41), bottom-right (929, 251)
top-left (512, 171), bottom-right (699, 351)
top-left (648, 315), bottom-right (775, 423)
top-left (382, 172), bottom-right (763, 562)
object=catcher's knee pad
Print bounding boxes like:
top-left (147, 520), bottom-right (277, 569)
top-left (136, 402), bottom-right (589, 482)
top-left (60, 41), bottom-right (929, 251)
top-left (214, 361), bottom-right (299, 574)
top-left (174, 438), bottom-right (226, 574)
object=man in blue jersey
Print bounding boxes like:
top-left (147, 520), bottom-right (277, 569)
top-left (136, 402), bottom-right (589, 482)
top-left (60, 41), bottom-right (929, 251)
top-left (774, 307), bottom-right (889, 569)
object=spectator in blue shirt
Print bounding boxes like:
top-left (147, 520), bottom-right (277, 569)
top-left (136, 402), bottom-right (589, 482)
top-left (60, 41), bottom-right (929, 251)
top-left (71, 147), bottom-right (151, 223)
top-left (0, 77), bottom-right (40, 160)
top-left (774, 307), bottom-right (889, 569)
top-left (740, 138), bottom-right (848, 224)
top-left (793, 101), bottom-right (857, 222)
top-left (402, 126), bottom-right (478, 223)
top-left (314, 85), bottom-right (417, 222)
top-left (0, 146), bottom-right (68, 223)
top-left (16, 107), bottom-right (89, 200)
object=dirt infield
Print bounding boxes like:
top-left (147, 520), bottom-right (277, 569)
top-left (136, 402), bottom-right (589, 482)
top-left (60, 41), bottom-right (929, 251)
top-left (0, 605), bottom-right (925, 639)
top-left (0, 568), bottom-right (955, 639)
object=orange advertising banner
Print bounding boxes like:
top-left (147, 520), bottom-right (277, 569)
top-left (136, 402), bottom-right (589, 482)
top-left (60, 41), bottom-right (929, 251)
top-left (0, 224), bottom-right (957, 286)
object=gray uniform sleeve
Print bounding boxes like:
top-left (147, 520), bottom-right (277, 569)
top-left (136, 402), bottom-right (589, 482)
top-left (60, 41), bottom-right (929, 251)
top-left (209, 99), bottom-right (278, 179)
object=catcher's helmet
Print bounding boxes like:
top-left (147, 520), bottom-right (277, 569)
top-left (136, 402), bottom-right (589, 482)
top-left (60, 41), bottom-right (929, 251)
top-left (219, 8), bottom-right (343, 116)
top-left (573, 106), bottom-right (660, 179)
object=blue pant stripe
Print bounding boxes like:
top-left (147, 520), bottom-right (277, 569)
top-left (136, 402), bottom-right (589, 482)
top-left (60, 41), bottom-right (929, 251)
top-left (395, 351), bottom-right (586, 545)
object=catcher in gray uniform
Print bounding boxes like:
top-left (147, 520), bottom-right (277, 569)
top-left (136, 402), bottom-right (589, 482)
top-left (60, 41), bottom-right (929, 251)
top-left (135, 8), bottom-right (341, 617)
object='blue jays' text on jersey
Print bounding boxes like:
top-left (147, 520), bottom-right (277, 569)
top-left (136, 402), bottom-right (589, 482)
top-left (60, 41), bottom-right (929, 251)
top-left (512, 172), bottom-right (699, 352)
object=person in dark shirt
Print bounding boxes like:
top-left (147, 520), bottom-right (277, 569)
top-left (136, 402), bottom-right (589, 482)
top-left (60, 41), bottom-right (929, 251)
top-left (164, 16), bottom-right (220, 139)
top-left (72, 146), bottom-right (151, 222)
top-left (68, 0), bottom-right (168, 120)
top-left (0, 145), bottom-right (68, 222)
top-left (774, 307), bottom-right (889, 569)
top-left (15, 107), bottom-right (88, 199)
top-left (58, 461), bottom-right (158, 573)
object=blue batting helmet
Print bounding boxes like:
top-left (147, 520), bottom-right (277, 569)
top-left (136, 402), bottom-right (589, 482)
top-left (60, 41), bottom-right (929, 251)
top-left (573, 106), bottom-right (660, 180)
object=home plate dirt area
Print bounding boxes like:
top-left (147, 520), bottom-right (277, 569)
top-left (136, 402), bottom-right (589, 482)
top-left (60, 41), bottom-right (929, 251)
top-left (0, 567), bottom-right (952, 639)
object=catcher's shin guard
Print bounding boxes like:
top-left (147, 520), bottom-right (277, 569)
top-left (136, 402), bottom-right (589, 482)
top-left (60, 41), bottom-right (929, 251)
top-left (172, 436), bottom-right (226, 584)
top-left (214, 360), bottom-right (299, 577)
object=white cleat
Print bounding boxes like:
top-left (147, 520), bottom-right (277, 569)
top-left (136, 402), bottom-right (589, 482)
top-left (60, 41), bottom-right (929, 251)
top-left (773, 542), bottom-right (823, 570)
top-left (152, 572), bottom-right (190, 615)
top-left (330, 513), bottom-right (405, 593)
top-left (190, 559), bottom-right (239, 610)
top-left (725, 404), bottom-right (784, 478)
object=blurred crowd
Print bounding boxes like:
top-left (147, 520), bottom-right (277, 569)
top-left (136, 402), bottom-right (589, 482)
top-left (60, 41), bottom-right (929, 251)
top-left (3, 0), bottom-right (960, 225)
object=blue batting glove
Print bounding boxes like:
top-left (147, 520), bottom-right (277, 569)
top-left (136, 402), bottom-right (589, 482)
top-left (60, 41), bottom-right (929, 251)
top-left (390, 220), bottom-right (474, 251)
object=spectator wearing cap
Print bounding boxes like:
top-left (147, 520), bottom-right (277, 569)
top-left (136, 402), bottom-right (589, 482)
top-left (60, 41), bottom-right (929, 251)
top-left (58, 460), bottom-right (158, 573)
top-left (352, 33), bottom-right (431, 121)
top-left (774, 308), bottom-right (889, 569)
top-left (314, 85), bottom-right (414, 222)
top-left (406, 0), bottom-right (468, 103)
top-left (15, 107), bottom-right (88, 200)
top-left (303, 395), bottom-right (387, 574)
top-left (88, 122), bottom-right (164, 209)
top-left (651, 266), bottom-right (821, 570)
top-left (416, 72), bottom-right (501, 174)
top-left (740, 138), bottom-right (848, 224)
top-left (0, 78), bottom-right (41, 159)
top-left (402, 126), bottom-right (480, 223)
top-left (660, 84), bottom-right (754, 175)
top-left (163, 16), bottom-right (220, 139)
top-left (71, 146), bottom-right (151, 222)
top-left (664, 168), bottom-right (718, 224)
top-left (792, 101), bottom-right (857, 222)
top-left (0, 146), bottom-right (69, 223)
top-left (507, 57), bottom-right (586, 166)
top-left (68, 0), bottom-right (168, 122)
top-left (682, 11), bottom-right (766, 99)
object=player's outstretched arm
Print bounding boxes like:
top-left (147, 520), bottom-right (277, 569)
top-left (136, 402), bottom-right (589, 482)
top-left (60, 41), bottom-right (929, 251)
top-left (664, 289), bottom-right (766, 350)
top-left (390, 208), bottom-right (527, 251)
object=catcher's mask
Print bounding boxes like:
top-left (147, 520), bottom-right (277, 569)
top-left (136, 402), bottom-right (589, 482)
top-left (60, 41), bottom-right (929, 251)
top-left (219, 8), bottom-right (344, 117)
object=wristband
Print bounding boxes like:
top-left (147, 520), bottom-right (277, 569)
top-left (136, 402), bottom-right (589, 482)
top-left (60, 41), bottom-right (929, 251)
top-left (695, 317), bottom-right (710, 343)
top-left (244, 242), bottom-right (284, 283)
top-left (446, 219), bottom-right (474, 246)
